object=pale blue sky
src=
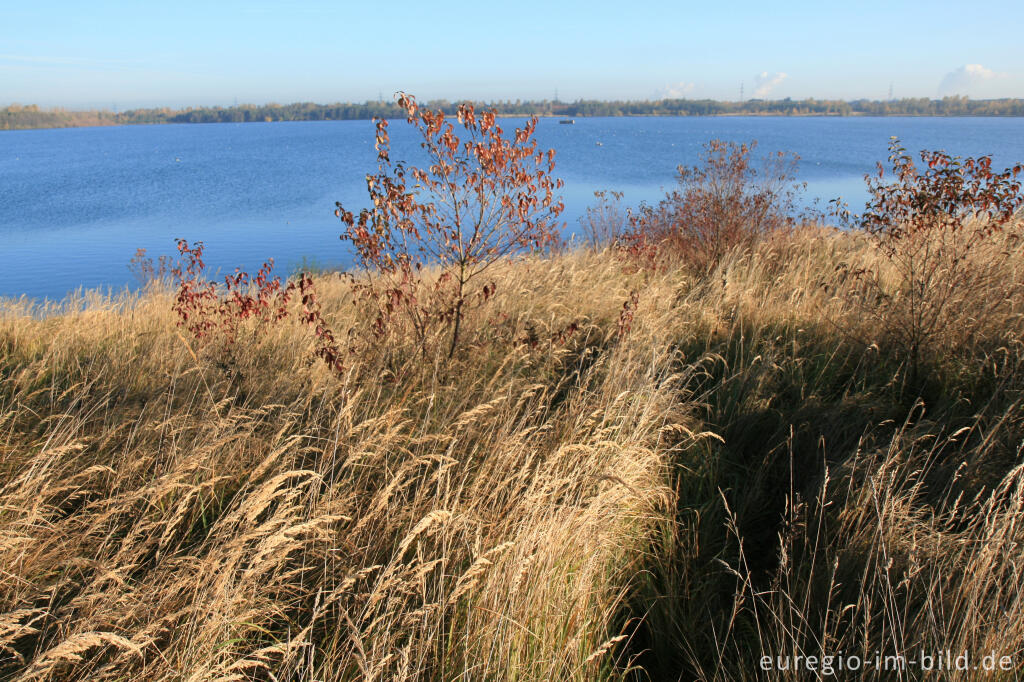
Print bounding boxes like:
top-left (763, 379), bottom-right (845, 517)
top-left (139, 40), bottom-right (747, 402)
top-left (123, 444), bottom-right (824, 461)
top-left (2, 0), bottom-right (1022, 109)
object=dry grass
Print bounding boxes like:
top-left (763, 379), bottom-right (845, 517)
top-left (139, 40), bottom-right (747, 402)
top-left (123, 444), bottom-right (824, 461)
top-left (1, 222), bottom-right (1024, 680)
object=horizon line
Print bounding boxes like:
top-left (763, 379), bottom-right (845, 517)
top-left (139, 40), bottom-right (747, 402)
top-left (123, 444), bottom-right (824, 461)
top-left (5, 94), bottom-right (1024, 114)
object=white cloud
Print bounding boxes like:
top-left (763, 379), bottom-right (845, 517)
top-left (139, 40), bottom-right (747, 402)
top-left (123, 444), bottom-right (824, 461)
top-left (938, 64), bottom-right (1003, 96)
top-left (661, 81), bottom-right (696, 99)
top-left (752, 71), bottom-right (787, 98)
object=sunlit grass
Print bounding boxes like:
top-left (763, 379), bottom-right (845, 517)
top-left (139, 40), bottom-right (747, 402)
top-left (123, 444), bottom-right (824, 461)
top-left (1, 222), bottom-right (1023, 680)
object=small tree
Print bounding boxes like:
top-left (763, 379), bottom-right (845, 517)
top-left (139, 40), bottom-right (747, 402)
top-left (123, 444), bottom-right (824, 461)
top-left (335, 93), bottom-right (564, 358)
top-left (843, 137), bottom-right (1023, 385)
top-left (619, 140), bottom-right (804, 273)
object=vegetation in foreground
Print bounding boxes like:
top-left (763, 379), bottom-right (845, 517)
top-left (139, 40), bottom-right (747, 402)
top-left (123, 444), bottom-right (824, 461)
top-left (2, 98), bottom-right (1024, 680)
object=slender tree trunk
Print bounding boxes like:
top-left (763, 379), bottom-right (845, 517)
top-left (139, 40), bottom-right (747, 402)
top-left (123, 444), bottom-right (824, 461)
top-left (448, 266), bottom-right (468, 360)
top-left (448, 296), bottom-right (464, 359)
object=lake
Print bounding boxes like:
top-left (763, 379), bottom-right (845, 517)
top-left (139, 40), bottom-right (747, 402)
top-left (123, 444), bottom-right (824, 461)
top-left (2, 116), bottom-right (1023, 301)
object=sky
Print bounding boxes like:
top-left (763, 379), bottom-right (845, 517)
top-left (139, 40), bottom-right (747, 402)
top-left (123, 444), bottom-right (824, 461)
top-left (2, 0), bottom-right (1023, 109)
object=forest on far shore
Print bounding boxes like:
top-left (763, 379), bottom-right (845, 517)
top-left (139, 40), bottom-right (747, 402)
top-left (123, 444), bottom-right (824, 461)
top-left (4, 94), bottom-right (1024, 130)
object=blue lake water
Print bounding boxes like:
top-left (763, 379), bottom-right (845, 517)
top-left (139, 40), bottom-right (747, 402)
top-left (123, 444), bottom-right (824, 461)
top-left (2, 116), bottom-right (1023, 301)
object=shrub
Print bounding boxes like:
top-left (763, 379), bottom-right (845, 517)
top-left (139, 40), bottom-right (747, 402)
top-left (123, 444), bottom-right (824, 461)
top-left (335, 92), bottom-right (565, 358)
top-left (170, 239), bottom-right (291, 343)
top-left (293, 271), bottom-right (347, 376)
top-left (127, 248), bottom-right (172, 286)
top-left (841, 138), bottom-right (1024, 386)
top-left (579, 190), bottom-right (627, 250)
top-left (168, 240), bottom-right (348, 375)
top-left (170, 240), bottom-right (221, 341)
top-left (618, 140), bottom-right (805, 273)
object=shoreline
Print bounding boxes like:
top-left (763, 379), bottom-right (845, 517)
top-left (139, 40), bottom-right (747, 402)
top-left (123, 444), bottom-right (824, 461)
top-left (6, 112), bottom-right (1024, 133)
top-left (6, 97), bottom-right (1024, 131)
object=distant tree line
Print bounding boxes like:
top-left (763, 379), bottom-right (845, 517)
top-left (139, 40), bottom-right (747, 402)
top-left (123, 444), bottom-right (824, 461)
top-left (0, 104), bottom-right (122, 130)
top-left (3, 96), bottom-right (1023, 130)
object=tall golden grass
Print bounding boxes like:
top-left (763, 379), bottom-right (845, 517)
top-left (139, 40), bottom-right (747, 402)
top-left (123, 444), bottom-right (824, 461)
top-left (1, 220), bottom-right (1023, 680)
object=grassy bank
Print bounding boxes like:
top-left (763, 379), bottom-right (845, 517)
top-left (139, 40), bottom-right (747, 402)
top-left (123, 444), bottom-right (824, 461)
top-left (2, 222), bottom-right (1024, 680)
